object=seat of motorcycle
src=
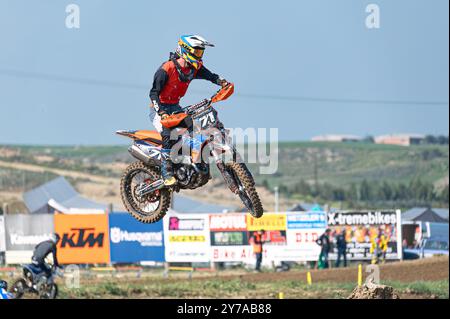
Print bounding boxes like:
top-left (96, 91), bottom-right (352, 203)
top-left (26, 263), bottom-right (43, 274)
top-left (123, 130), bottom-right (162, 144)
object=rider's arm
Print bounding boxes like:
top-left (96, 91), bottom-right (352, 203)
top-left (52, 245), bottom-right (59, 268)
top-left (195, 66), bottom-right (224, 86)
top-left (149, 68), bottom-right (169, 116)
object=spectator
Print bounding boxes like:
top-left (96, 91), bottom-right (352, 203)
top-left (316, 229), bottom-right (332, 269)
top-left (335, 231), bottom-right (347, 267)
top-left (250, 230), bottom-right (265, 272)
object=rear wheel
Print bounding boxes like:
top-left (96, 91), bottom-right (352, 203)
top-left (120, 161), bottom-right (172, 223)
top-left (226, 162), bottom-right (264, 218)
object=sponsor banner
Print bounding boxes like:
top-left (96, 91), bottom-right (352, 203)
top-left (4, 214), bottom-right (54, 250)
top-left (164, 213), bottom-right (210, 262)
top-left (0, 216), bottom-right (5, 252)
top-left (273, 211), bottom-right (327, 261)
top-left (287, 211), bottom-right (327, 229)
top-left (109, 213), bottom-right (165, 263)
top-left (327, 210), bottom-right (402, 261)
top-left (5, 251), bottom-right (34, 265)
top-left (55, 214), bottom-right (110, 264)
top-left (4, 214), bottom-right (54, 264)
top-left (209, 214), bottom-right (247, 231)
top-left (210, 231), bottom-right (248, 246)
top-left (246, 213), bottom-right (286, 231)
top-left (209, 213), bottom-right (250, 262)
top-left (211, 246), bottom-right (255, 263)
top-left (271, 228), bottom-right (324, 262)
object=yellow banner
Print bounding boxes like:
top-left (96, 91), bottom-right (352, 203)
top-left (246, 213), bottom-right (286, 231)
top-left (169, 235), bottom-right (206, 243)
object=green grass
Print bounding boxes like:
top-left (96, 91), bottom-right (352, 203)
top-left (58, 278), bottom-right (449, 299)
top-left (383, 280), bottom-right (449, 299)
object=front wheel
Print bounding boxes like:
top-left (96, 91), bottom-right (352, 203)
top-left (120, 161), bottom-right (172, 224)
top-left (39, 283), bottom-right (58, 299)
top-left (225, 162), bottom-right (264, 218)
top-left (9, 278), bottom-right (27, 299)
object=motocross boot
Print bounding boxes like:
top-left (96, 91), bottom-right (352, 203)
top-left (161, 150), bottom-right (176, 186)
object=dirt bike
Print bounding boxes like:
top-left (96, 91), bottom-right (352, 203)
top-left (9, 264), bottom-right (62, 299)
top-left (116, 83), bottom-right (264, 223)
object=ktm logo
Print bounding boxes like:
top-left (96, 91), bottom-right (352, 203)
top-left (59, 228), bottom-right (105, 248)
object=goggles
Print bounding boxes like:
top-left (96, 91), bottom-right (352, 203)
top-left (179, 40), bottom-right (204, 60)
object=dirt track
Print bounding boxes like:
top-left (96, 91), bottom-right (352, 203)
top-left (216, 256), bottom-right (449, 284)
top-left (76, 256), bottom-right (449, 287)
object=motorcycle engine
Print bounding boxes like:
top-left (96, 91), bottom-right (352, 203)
top-left (175, 166), bottom-right (194, 187)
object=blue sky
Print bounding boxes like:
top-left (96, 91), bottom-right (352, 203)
top-left (0, 0), bottom-right (448, 145)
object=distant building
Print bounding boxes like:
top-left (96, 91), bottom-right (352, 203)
top-left (375, 134), bottom-right (425, 146)
top-left (289, 203), bottom-right (324, 212)
top-left (402, 207), bottom-right (449, 223)
top-left (311, 135), bottom-right (362, 143)
top-left (23, 176), bottom-right (108, 214)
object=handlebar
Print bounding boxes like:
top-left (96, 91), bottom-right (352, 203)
top-left (183, 83), bottom-right (234, 115)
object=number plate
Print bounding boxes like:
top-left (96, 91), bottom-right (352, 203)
top-left (197, 110), bottom-right (217, 129)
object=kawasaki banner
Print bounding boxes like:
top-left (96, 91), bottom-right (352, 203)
top-left (4, 214), bottom-right (54, 264)
top-left (109, 213), bottom-right (165, 263)
top-left (327, 210), bottom-right (402, 261)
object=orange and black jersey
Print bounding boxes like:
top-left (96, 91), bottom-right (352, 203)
top-left (149, 55), bottom-right (221, 110)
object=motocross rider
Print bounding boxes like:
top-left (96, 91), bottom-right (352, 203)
top-left (149, 35), bottom-right (229, 186)
top-left (31, 234), bottom-right (61, 278)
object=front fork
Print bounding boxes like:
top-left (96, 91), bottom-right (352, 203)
top-left (210, 130), bottom-right (240, 195)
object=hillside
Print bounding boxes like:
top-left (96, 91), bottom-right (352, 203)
top-left (249, 141), bottom-right (449, 188)
top-left (0, 142), bottom-right (448, 212)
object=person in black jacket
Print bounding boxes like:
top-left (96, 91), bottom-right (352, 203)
top-left (316, 229), bottom-right (332, 269)
top-left (31, 234), bottom-right (60, 278)
top-left (335, 231), bottom-right (348, 267)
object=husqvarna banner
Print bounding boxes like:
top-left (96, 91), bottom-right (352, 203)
top-left (109, 213), bottom-right (165, 263)
top-left (54, 214), bottom-right (110, 264)
top-left (163, 213), bottom-right (210, 262)
top-left (4, 214), bottom-right (54, 264)
top-left (327, 210), bottom-right (403, 261)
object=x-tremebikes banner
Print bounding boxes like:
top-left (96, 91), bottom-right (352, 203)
top-left (109, 213), bottom-right (165, 263)
top-left (163, 213), bottom-right (210, 262)
top-left (4, 214), bottom-right (54, 264)
top-left (327, 210), bottom-right (402, 260)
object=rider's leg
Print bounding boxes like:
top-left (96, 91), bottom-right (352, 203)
top-left (159, 104), bottom-right (185, 186)
top-left (161, 127), bottom-right (176, 186)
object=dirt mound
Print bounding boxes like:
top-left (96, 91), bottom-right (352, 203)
top-left (348, 281), bottom-right (400, 299)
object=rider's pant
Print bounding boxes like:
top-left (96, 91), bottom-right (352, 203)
top-left (149, 103), bottom-right (193, 151)
top-left (32, 259), bottom-right (52, 278)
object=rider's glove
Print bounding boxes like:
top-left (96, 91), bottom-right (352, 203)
top-left (217, 77), bottom-right (229, 87)
top-left (161, 113), bottom-right (169, 120)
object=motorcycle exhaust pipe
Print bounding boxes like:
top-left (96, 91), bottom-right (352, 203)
top-left (128, 144), bottom-right (153, 165)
